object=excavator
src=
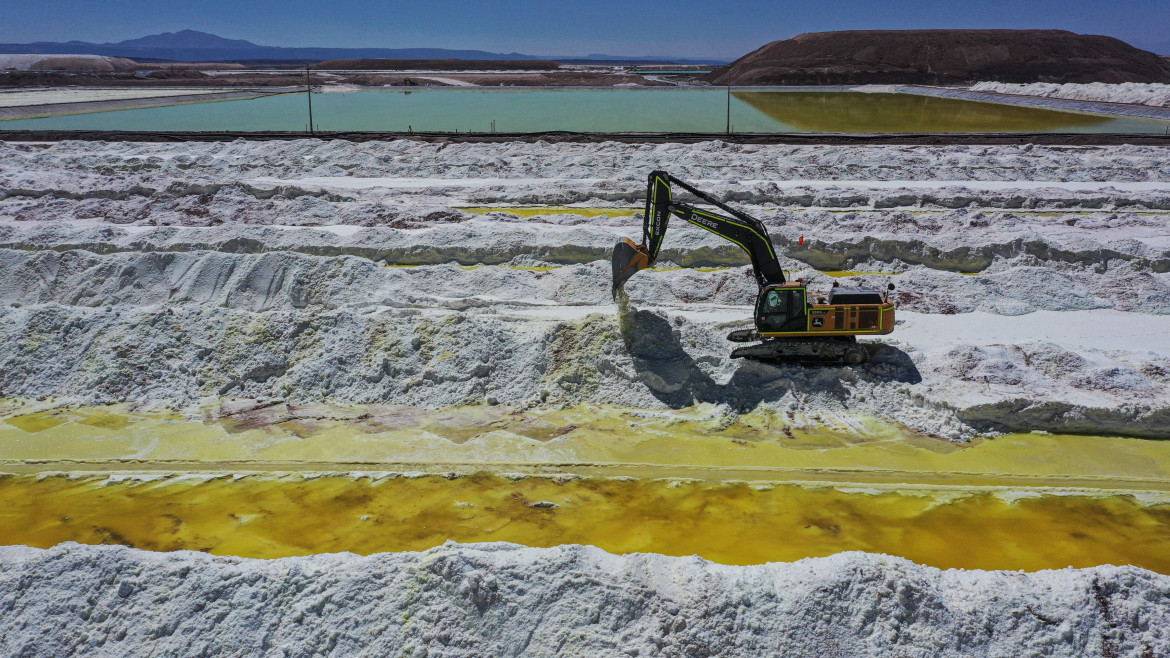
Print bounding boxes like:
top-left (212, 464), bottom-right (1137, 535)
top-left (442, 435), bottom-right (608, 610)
top-left (612, 171), bottom-right (895, 365)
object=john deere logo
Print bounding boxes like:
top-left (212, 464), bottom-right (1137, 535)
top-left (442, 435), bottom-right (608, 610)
top-left (812, 317), bottom-right (824, 328)
top-left (691, 212), bottom-right (719, 230)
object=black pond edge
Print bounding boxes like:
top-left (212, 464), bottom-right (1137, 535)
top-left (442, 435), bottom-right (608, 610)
top-left (2, 130), bottom-right (1170, 145)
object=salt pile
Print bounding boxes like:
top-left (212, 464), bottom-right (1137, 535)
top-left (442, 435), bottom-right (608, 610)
top-left (1, 542), bottom-right (1167, 657)
top-left (970, 82), bottom-right (1170, 108)
top-left (1, 140), bottom-right (1169, 439)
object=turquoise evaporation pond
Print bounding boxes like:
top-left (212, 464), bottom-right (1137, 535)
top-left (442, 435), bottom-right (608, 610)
top-left (4, 88), bottom-right (1169, 133)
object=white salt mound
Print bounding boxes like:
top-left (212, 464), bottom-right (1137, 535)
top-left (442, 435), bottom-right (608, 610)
top-left (970, 82), bottom-right (1170, 108)
top-left (2, 140), bottom-right (1170, 439)
top-left (0, 542), bottom-right (1167, 657)
top-left (0, 54), bottom-right (138, 73)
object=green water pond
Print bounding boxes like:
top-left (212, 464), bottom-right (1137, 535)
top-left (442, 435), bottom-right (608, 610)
top-left (3, 88), bottom-right (1167, 133)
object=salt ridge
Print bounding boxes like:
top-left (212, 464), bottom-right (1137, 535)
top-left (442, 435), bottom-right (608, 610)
top-left (0, 542), bottom-right (1166, 657)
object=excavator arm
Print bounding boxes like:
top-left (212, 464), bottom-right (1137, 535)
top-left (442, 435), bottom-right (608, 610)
top-left (612, 171), bottom-right (786, 298)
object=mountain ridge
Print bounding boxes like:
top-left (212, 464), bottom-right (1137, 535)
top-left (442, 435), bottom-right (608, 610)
top-left (0, 30), bottom-right (727, 64)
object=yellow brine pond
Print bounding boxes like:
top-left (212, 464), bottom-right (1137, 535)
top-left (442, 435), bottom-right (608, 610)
top-left (1, 401), bottom-right (1168, 571)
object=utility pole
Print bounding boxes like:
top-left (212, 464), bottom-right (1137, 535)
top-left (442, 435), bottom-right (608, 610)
top-left (306, 68), bottom-right (314, 135)
top-left (725, 63), bottom-right (732, 135)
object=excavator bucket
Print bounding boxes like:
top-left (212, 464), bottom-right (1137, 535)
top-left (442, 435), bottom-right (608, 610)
top-left (611, 237), bottom-right (652, 299)
top-left (612, 172), bottom-right (672, 300)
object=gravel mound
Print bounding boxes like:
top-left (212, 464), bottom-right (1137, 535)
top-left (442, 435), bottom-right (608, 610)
top-left (706, 30), bottom-right (1170, 86)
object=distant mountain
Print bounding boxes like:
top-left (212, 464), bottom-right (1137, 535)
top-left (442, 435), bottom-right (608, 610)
top-left (0, 29), bottom-right (727, 64)
top-left (0, 29), bottom-right (541, 62)
top-left (114, 30), bottom-right (258, 50)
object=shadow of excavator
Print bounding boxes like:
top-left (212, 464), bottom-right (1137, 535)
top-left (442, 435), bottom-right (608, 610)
top-left (620, 309), bottom-right (921, 410)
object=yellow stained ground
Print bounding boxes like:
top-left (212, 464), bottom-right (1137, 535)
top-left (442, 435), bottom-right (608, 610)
top-left (2, 403), bottom-right (1169, 490)
top-left (383, 252), bottom-right (899, 279)
top-left (819, 271), bottom-right (902, 278)
top-left (386, 263), bottom-right (717, 273)
top-left (457, 206), bottom-right (638, 218)
top-left (1, 472), bottom-right (1168, 572)
top-left (4, 402), bottom-right (1169, 571)
top-left (461, 206), bottom-right (1170, 219)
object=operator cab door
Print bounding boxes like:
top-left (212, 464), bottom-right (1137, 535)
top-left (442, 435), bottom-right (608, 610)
top-left (757, 287), bottom-right (807, 333)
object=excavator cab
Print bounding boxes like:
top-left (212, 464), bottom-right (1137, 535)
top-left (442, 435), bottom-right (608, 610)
top-left (757, 284), bottom-right (807, 333)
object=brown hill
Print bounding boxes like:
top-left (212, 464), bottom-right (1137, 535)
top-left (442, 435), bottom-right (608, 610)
top-left (707, 30), bottom-right (1170, 86)
top-left (315, 59), bottom-right (560, 71)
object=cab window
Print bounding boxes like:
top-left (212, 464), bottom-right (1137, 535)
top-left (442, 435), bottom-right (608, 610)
top-left (758, 289), bottom-right (806, 332)
top-left (763, 290), bottom-right (788, 314)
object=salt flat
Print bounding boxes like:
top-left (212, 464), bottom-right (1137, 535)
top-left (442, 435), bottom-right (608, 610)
top-left (0, 87), bottom-right (243, 108)
top-left (1, 139), bottom-right (1168, 439)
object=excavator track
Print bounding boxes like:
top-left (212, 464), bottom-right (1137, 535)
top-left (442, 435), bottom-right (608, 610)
top-left (730, 337), bottom-right (869, 365)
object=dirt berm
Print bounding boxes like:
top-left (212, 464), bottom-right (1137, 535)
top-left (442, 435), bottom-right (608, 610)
top-left (707, 30), bottom-right (1170, 86)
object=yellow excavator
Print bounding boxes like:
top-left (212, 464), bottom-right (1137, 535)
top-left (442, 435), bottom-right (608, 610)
top-left (612, 171), bottom-right (895, 364)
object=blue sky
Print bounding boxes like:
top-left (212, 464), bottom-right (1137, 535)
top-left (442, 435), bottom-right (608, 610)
top-left (4, 0), bottom-right (1169, 58)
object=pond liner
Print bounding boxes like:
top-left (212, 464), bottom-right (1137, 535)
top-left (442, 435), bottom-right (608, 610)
top-left (3, 129), bottom-right (1170, 145)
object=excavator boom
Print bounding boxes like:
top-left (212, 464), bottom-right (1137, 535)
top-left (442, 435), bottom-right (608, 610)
top-left (612, 171), bottom-right (785, 298)
top-left (613, 172), bottom-right (786, 295)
